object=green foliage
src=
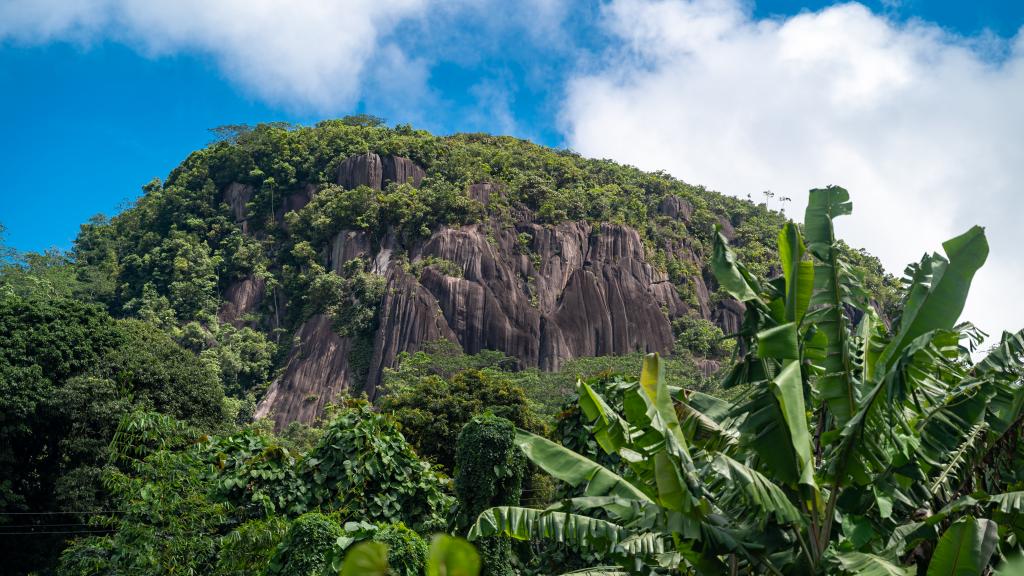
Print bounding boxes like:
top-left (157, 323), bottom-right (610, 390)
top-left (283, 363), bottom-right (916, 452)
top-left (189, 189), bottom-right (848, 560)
top-left (265, 512), bottom-right (343, 576)
top-left (326, 520), bottom-right (428, 576)
top-left (56, 403), bottom-right (451, 576)
top-left (217, 516), bottom-right (290, 576)
top-left (339, 535), bottom-right (480, 576)
top-left (407, 255), bottom-right (464, 278)
top-left (454, 415), bottom-right (525, 576)
top-left (0, 247), bottom-right (82, 300)
top-left (207, 429), bottom-right (305, 517)
top-left (285, 184), bottom-right (380, 244)
top-left (381, 344), bottom-right (542, 471)
top-left (0, 292), bottom-right (228, 575)
top-left (58, 412), bottom-right (230, 576)
top-left (370, 523), bottom-right (429, 576)
top-left (672, 313), bottom-right (734, 356)
top-left (285, 249), bottom-right (385, 335)
top-left (469, 188), bottom-right (1024, 575)
top-left (197, 322), bottom-right (278, 397)
top-left (339, 541), bottom-right (390, 576)
top-left (302, 399), bottom-right (453, 531)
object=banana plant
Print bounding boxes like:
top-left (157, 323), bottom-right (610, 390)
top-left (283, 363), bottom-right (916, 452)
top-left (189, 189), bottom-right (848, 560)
top-left (470, 187), bottom-right (1024, 575)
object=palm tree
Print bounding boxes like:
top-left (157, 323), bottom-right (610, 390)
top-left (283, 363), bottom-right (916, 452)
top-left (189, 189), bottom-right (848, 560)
top-left (470, 186), bottom-right (1024, 575)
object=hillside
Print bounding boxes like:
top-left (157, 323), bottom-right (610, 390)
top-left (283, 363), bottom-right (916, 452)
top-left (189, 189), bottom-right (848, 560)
top-left (72, 118), bottom-right (897, 428)
top-left (16, 119), bottom-right (1017, 576)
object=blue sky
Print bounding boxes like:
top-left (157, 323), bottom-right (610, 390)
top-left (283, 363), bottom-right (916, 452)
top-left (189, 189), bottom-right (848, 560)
top-left (0, 0), bottom-right (1018, 253)
top-left (1, 0), bottom-right (1022, 335)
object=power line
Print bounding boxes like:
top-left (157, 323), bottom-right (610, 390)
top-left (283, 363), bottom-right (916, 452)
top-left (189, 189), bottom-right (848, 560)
top-left (1, 522), bottom-right (110, 528)
top-left (0, 510), bottom-right (126, 516)
top-left (0, 529), bottom-right (113, 536)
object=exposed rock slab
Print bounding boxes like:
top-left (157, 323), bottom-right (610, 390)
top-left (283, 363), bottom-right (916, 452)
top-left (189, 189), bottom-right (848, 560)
top-left (364, 268), bottom-right (458, 399)
top-left (330, 230), bottom-right (373, 272)
top-left (254, 314), bottom-right (354, 428)
top-left (336, 153), bottom-right (384, 190)
top-left (218, 275), bottom-right (266, 326)
top-left (468, 182), bottom-right (502, 205)
top-left (382, 156), bottom-right (426, 188)
top-left (262, 212), bottom-right (732, 427)
top-left (335, 153), bottom-right (427, 190)
top-left (281, 183), bottom-right (316, 216)
top-left (658, 195), bottom-right (693, 221)
top-left (223, 182), bottom-right (253, 233)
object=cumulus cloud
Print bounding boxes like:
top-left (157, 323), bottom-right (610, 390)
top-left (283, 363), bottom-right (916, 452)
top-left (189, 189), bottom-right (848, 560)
top-left (0, 0), bottom-right (430, 113)
top-left (0, 0), bottom-right (574, 131)
top-left (561, 0), bottom-right (1024, 340)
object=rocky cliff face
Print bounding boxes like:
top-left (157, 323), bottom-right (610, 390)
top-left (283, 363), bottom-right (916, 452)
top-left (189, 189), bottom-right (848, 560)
top-left (243, 154), bottom-right (730, 429)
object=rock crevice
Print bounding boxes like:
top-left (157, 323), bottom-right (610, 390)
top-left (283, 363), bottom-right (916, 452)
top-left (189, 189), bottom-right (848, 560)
top-left (254, 164), bottom-right (736, 427)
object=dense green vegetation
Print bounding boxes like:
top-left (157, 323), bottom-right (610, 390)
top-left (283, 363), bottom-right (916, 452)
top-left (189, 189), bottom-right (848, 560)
top-left (4, 120), bottom-right (988, 575)
top-left (68, 119), bottom-right (897, 367)
top-left (471, 187), bottom-right (1024, 574)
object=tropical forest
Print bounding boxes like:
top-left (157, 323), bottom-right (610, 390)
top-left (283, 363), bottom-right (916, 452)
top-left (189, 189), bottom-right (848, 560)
top-left (1, 116), bottom-right (1021, 576)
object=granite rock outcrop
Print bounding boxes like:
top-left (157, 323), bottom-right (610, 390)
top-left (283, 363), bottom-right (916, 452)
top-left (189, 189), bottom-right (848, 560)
top-left (253, 156), bottom-right (738, 427)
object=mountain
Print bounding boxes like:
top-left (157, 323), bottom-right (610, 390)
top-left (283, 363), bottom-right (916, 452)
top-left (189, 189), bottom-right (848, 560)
top-left (72, 118), bottom-right (896, 428)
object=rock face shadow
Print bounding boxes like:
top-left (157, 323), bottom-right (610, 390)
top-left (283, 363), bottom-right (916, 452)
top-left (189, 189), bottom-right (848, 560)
top-left (244, 154), bottom-right (735, 429)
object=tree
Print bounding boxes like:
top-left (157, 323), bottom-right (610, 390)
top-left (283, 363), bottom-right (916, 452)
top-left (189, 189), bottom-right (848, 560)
top-left (264, 512), bottom-right (343, 576)
top-left (453, 415), bottom-right (525, 576)
top-left (300, 399), bottom-right (454, 532)
top-left (381, 366), bottom-right (544, 472)
top-left (470, 187), bottom-right (1024, 575)
top-left (0, 293), bottom-right (228, 574)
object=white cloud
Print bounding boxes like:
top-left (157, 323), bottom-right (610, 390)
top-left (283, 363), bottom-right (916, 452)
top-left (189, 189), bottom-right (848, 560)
top-left (560, 0), bottom-right (1024, 340)
top-left (0, 0), bottom-right (429, 113)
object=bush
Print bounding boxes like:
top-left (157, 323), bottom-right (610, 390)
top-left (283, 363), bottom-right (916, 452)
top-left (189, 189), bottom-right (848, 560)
top-left (381, 367), bottom-right (544, 472)
top-left (372, 523), bottom-right (427, 576)
top-left (672, 313), bottom-right (734, 357)
top-left (264, 513), bottom-right (342, 576)
top-left (300, 399), bottom-right (453, 531)
top-left (454, 415), bottom-right (525, 576)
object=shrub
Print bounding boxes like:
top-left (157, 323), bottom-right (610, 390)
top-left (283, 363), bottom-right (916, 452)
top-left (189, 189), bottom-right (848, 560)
top-left (371, 523), bottom-right (428, 576)
top-left (264, 512), bottom-right (342, 576)
top-left (454, 414), bottom-right (525, 576)
top-left (300, 399), bottom-right (453, 531)
top-left (381, 367), bottom-right (543, 472)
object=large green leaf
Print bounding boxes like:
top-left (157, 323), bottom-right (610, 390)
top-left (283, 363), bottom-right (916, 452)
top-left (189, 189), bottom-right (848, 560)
top-left (579, 380), bottom-right (632, 454)
top-left (877, 226), bottom-right (988, 376)
top-left (988, 491), bottom-right (1024, 514)
top-left (926, 516), bottom-right (999, 576)
top-left (469, 506), bottom-right (664, 558)
top-left (340, 541), bottom-right (389, 576)
top-left (711, 230), bottom-right (762, 303)
top-left (975, 329), bottom-right (1024, 377)
top-left (858, 308), bottom-right (887, 395)
top-left (838, 330), bottom-right (955, 485)
top-left (757, 322), bottom-right (800, 360)
top-left (513, 429), bottom-right (650, 502)
top-left (770, 360), bottom-right (817, 496)
top-left (778, 221), bottom-right (814, 323)
top-left (426, 535), bottom-right (481, 576)
top-left (709, 453), bottom-right (803, 527)
top-left (833, 551), bottom-right (912, 576)
top-left (547, 496), bottom-right (658, 526)
top-left (803, 186), bottom-right (860, 427)
top-left (804, 186), bottom-right (853, 254)
top-left (638, 354), bottom-right (703, 508)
